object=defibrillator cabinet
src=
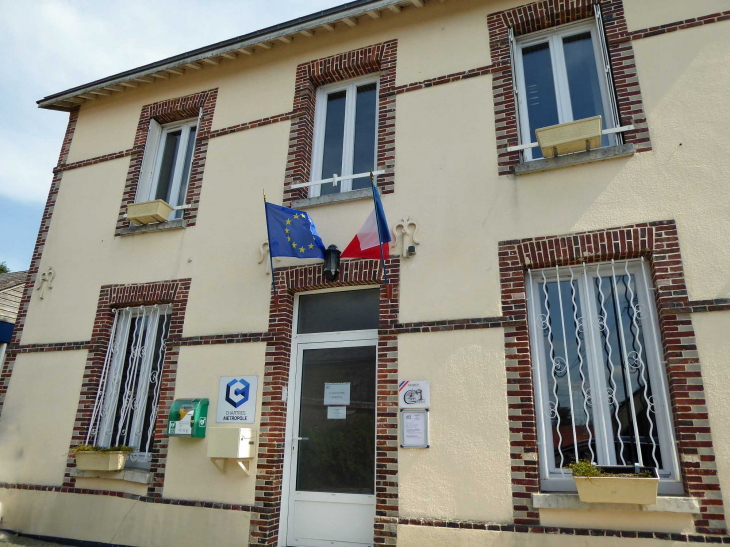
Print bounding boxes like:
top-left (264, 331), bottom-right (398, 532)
top-left (167, 398), bottom-right (209, 438)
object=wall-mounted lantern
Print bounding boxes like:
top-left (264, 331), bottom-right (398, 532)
top-left (323, 245), bottom-right (341, 282)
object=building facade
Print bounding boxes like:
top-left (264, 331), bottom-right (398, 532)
top-left (1, 0), bottom-right (730, 545)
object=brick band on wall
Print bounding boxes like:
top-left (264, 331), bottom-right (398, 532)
top-left (498, 220), bottom-right (727, 536)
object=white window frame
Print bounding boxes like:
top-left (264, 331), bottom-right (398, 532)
top-left (309, 75), bottom-right (380, 198)
top-left (86, 305), bottom-right (170, 466)
top-left (136, 117), bottom-right (198, 218)
top-left (514, 20), bottom-right (618, 162)
top-left (526, 259), bottom-right (682, 494)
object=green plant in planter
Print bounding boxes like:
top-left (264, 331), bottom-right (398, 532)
top-left (566, 460), bottom-right (603, 477)
top-left (71, 445), bottom-right (135, 454)
top-left (567, 460), bottom-right (655, 478)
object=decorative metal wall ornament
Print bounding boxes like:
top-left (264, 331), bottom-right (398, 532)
top-left (36, 267), bottom-right (55, 299)
top-left (258, 241), bottom-right (281, 274)
top-left (390, 216), bottom-right (420, 258)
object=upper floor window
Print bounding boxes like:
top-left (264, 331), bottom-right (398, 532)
top-left (310, 76), bottom-right (379, 198)
top-left (137, 118), bottom-right (198, 219)
top-left (87, 305), bottom-right (170, 466)
top-left (526, 260), bottom-right (681, 494)
top-left (514, 21), bottom-right (618, 161)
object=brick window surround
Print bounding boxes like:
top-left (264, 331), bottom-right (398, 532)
top-left (63, 279), bottom-right (191, 497)
top-left (250, 259), bottom-right (400, 546)
top-left (499, 220), bottom-right (726, 536)
top-left (489, 0), bottom-right (652, 175)
top-left (282, 40), bottom-right (397, 207)
top-left (115, 89), bottom-right (218, 235)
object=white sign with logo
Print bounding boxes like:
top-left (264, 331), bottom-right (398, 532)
top-left (398, 380), bottom-right (430, 408)
top-left (324, 383), bottom-right (350, 406)
top-left (327, 406), bottom-right (347, 420)
top-left (216, 376), bottom-right (258, 423)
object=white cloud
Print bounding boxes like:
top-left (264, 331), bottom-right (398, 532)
top-left (0, 0), bottom-right (342, 204)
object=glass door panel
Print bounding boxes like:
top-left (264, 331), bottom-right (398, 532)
top-left (295, 345), bottom-right (376, 495)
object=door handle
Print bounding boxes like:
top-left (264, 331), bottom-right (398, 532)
top-left (295, 437), bottom-right (309, 441)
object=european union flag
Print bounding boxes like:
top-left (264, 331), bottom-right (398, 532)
top-left (265, 202), bottom-right (326, 259)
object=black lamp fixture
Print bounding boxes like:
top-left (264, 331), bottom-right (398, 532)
top-left (323, 244), bottom-right (341, 282)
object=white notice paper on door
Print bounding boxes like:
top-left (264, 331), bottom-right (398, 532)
top-left (327, 406), bottom-right (347, 420)
top-left (324, 383), bottom-right (350, 406)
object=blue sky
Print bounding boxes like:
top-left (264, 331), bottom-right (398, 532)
top-left (0, 0), bottom-right (342, 272)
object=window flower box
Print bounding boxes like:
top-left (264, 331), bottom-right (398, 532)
top-left (127, 199), bottom-right (174, 226)
top-left (72, 446), bottom-right (134, 472)
top-left (535, 115), bottom-right (602, 158)
top-left (570, 463), bottom-right (660, 505)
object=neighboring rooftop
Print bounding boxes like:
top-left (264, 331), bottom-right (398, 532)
top-left (37, 0), bottom-right (431, 112)
top-left (0, 270), bottom-right (27, 325)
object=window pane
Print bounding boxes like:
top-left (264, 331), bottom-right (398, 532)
top-left (522, 42), bottom-right (560, 159)
top-left (298, 289), bottom-right (379, 334)
top-left (155, 130), bottom-right (181, 202)
top-left (538, 279), bottom-right (597, 468)
top-left (351, 83), bottom-right (377, 191)
top-left (563, 32), bottom-right (609, 147)
top-left (594, 273), bottom-right (662, 469)
top-left (172, 127), bottom-right (196, 218)
top-left (296, 346), bottom-right (376, 494)
top-left (319, 90), bottom-right (347, 196)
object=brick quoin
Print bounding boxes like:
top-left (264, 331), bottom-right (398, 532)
top-left (282, 41), bottom-right (397, 207)
top-left (498, 220), bottom-right (727, 536)
top-left (250, 258), bottom-right (400, 546)
top-left (488, 0), bottom-right (652, 175)
top-left (63, 279), bottom-right (191, 498)
top-left (115, 89), bottom-right (218, 235)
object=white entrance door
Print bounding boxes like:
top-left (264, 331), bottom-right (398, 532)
top-left (285, 334), bottom-right (377, 547)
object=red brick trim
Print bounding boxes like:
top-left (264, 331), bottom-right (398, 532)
top-left (498, 220), bottom-right (727, 536)
top-left (114, 89), bottom-right (218, 235)
top-left (53, 149), bottom-right (134, 173)
top-left (488, 0), bottom-right (652, 175)
top-left (6, 341), bottom-right (92, 355)
top-left (209, 111), bottom-right (298, 139)
top-left (63, 278), bottom-right (191, 500)
top-left (177, 332), bottom-right (273, 346)
top-left (282, 40), bottom-right (397, 207)
top-left (0, 108), bottom-right (79, 418)
top-left (250, 258), bottom-right (400, 546)
top-left (625, 10), bottom-right (730, 42)
top-left (397, 517), bottom-right (726, 542)
top-left (392, 62), bottom-right (508, 95)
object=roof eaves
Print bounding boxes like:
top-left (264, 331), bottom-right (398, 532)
top-left (37, 0), bottom-right (408, 111)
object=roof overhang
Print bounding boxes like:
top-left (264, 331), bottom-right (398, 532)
top-left (38, 0), bottom-right (430, 112)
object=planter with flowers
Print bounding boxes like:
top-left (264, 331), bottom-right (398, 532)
top-left (568, 460), bottom-right (660, 505)
top-left (72, 445), bottom-right (135, 472)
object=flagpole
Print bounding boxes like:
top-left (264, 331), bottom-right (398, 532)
top-left (263, 190), bottom-right (277, 297)
top-left (370, 171), bottom-right (389, 286)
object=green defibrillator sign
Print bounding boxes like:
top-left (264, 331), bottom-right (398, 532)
top-left (167, 398), bottom-right (209, 438)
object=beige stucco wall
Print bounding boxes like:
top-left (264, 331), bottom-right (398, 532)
top-left (623, 0), bottom-right (730, 32)
top-left (397, 329), bottom-right (513, 522)
top-left (0, 351), bottom-right (86, 485)
top-left (4, 0), bottom-right (730, 542)
top-left (162, 343), bottom-right (266, 505)
top-left (0, 489), bottom-right (251, 547)
top-left (396, 524), bottom-right (690, 546)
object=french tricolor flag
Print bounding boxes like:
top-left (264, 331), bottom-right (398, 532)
top-left (341, 181), bottom-right (391, 260)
